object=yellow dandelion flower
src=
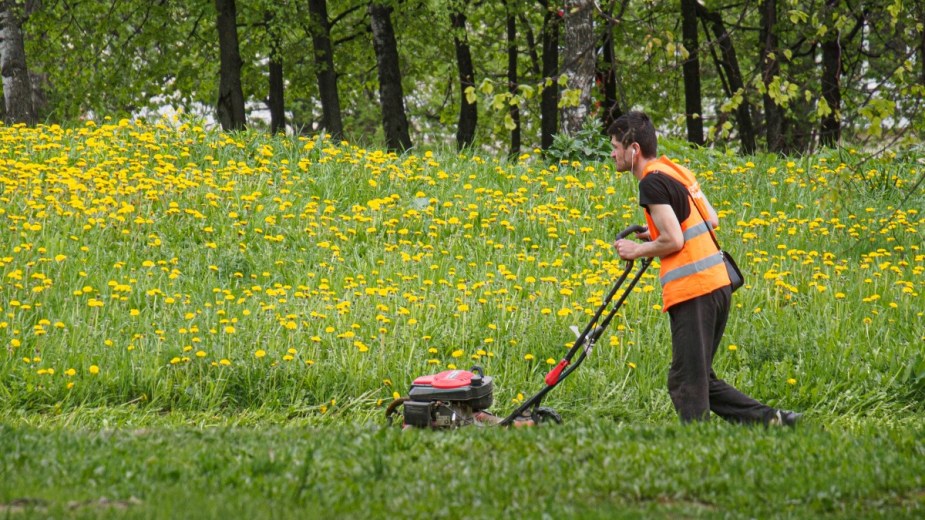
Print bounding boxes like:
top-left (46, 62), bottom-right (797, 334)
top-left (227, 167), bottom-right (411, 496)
top-left (255, 349), bottom-right (267, 358)
top-left (88, 365), bottom-right (100, 375)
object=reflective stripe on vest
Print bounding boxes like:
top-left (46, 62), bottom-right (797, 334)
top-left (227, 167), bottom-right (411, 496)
top-left (660, 251), bottom-right (724, 286)
top-left (682, 221), bottom-right (712, 243)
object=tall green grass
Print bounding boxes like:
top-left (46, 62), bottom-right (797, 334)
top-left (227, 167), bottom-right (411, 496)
top-left (1, 121), bottom-right (920, 421)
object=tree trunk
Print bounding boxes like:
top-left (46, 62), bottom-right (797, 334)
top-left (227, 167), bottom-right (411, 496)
top-left (920, 2), bottom-right (925, 86)
top-left (507, 5), bottom-right (520, 157)
top-left (560, 0), bottom-right (594, 135)
top-left (759, 0), bottom-right (784, 152)
top-left (215, 0), bottom-right (246, 130)
top-left (308, 0), bottom-right (344, 140)
top-left (451, 8), bottom-right (476, 150)
top-left (819, 0), bottom-right (841, 147)
top-left (519, 13), bottom-right (540, 76)
top-left (540, 0), bottom-right (559, 149)
top-left (697, 4), bottom-right (757, 153)
top-left (0, 0), bottom-right (36, 125)
top-left (369, 2), bottom-right (412, 152)
top-left (266, 11), bottom-right (285, 134)
top-left (599, 16), bottom-right (621, 131)
top-left (680, 0), bottom-right (703, 145)
top-left (268, 58), bottom-right (284, 134)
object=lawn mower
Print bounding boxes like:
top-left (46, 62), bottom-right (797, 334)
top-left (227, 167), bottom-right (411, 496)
top-left (385, 225), bottom-right (653, 429)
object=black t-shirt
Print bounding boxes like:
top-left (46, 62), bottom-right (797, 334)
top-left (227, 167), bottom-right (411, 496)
top-left (639, 172), bottom-right (690, 222)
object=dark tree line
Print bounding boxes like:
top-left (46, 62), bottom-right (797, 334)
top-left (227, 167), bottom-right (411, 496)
top-left (3, 0), bottom-right (923, 155)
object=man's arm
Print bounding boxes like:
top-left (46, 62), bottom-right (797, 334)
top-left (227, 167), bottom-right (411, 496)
top-left (614, 204), bottom-right (683, 260)
top-left (701, 194), bottom-right (720, 229)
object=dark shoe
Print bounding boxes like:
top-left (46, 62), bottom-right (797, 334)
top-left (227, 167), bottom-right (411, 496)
top-left (767, 409), bottom-right (802, 427)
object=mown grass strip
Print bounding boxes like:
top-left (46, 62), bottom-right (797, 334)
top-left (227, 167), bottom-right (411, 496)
top-left (1, 419), bottom-right (923, 519)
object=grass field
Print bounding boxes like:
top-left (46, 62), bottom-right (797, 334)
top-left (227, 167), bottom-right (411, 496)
top-left (1, 119), bottom-right (923, 518)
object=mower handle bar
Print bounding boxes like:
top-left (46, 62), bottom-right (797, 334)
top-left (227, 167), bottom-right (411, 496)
top-left (499, 225), bottom-right (652, 426)
top-left (616, 224), bottom-right (648, 241)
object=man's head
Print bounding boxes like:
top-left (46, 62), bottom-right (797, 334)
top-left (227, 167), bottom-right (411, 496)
top-left (608, 111), bottom-right (657, 173)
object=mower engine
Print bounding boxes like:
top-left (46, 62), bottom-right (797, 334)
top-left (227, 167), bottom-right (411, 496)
top-left (395, 366), bottom-right (494, 429)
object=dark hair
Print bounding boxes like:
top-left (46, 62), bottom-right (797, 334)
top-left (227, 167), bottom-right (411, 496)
top-left (607, 111), bottom-right (657, 158)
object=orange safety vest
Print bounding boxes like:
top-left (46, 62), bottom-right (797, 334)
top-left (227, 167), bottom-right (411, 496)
top-left (641, 156), bottom-right (731, 311)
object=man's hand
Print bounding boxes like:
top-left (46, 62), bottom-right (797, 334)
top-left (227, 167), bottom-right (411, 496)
top-left (613, 204), bottom-right (684, 261)
top-left (614, 239), bottom-right (642, 260)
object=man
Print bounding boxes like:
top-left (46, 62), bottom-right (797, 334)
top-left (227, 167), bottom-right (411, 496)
top-left (609, 111), bottom-right (800, 426)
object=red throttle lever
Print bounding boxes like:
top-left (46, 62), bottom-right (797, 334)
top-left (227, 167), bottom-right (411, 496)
top-left (545, 359), bottom-right (570, 386)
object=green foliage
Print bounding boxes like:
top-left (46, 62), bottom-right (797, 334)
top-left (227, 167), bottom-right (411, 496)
top-left (16, 0), bottom-right (925, 152)
top-left (544, 119), bottom-right (612, 163)
top-left (26, 1), bottom-right (211, 120)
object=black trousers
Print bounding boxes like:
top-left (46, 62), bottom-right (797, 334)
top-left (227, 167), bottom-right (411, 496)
top-left (666, 286), bottom-right (774, 424)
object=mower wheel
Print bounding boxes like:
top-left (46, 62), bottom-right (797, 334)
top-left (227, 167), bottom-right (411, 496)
top-left (533, 407), bottom-right (562, 425)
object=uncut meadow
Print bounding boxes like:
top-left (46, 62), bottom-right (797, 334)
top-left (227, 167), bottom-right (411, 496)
top-left (1, 119), bottom-right (923, 426)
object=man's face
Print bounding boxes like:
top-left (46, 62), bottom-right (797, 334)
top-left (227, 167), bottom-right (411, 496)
top-left (610, 136), bottom-right (633, 173)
